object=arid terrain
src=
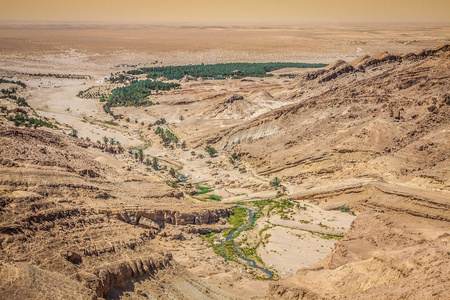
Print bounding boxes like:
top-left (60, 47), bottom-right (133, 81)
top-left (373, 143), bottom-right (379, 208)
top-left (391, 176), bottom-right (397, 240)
top-left (0, 24), bottom-right (449, 300)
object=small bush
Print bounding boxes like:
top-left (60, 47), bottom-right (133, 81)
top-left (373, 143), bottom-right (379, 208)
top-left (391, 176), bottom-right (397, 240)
top-left (68, 129), bottom-right (78, 138)
top-left (270, 177), bottom-right (281, 187)
top-left (339, 205), bottom-right (351, 212)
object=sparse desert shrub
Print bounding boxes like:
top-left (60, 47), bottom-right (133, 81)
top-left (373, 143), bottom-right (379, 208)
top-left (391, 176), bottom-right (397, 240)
top-left (166, 181), bottom-right (178, 188)
top-left (339, 205), bottom-right (351, 212)
top-left (270, 177), bottom-right (281, 187)
top-left (69, 129), bottom-right (78, 138)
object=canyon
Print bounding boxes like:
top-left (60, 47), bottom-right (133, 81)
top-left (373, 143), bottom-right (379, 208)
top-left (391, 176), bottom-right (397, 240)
top-left (0, 24), bottom-right (449, 299)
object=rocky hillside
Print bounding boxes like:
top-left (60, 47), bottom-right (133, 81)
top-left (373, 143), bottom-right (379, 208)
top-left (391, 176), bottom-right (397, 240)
top-left (199, 91), bottom-right (283, 120)
top-left (0, 124), bottom-right (233, 299)
top-left (204, 45), bottom-right (449, 190)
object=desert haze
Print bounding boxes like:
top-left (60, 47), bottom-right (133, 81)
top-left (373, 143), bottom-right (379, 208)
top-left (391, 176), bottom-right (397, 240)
top-left (0, 22), bottom-right (449, 300)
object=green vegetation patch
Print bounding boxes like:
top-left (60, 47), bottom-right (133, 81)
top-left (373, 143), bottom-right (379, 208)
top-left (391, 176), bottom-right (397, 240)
top-left (0, 78), bottom-right (26, 88)
top-left (252, 198), bottom-right (294, 218)
top-left (205, 207), bottom-right (249, 262)
top-left (241, 242), bottom-right (264, 265)
top-left (339, 205), bottom-right (355, 215)
top-left (251, 199), bottom-right (275, 222)
top-left (103, 120), bottom-right (119, 126)
top-left (0, 85), bottom-right (29, 107)
top-left (108, 80), bottom-right (179, 106)
top-left (208, 194), bottom-right (221, 201)
top-left (148, 118), bottom-right (166, 128)
top-left (195, 186), bottom-right (213, 194)
top-left (321, 233), bottom-right (344, 240)
top-left (102, 80), bottom-right (179, 118)
top-left (228, 207), bottom-right (249, 229)
top-left (15, 97), bottom-right (29, 107)
top-left (216, 240), bottom-right (239, 263)
top-left (202, 206), bottom-right (279, 280)
top-left (201, 233), bottom-right (238, 262)
top-left (205, 145), bottom-right (217, 157)
top-left (222, 207), bottom-right (249, 237)
top-left (128, 62), bottom-right (327, 80)
top-left (165, 180), bottom-right (178, 188)
top-left (155, 126), bottom-right (179, 147)
top-left (109, 74), bottom-right (132, 83)
top-left (7, 113), bottom-right (56, 129)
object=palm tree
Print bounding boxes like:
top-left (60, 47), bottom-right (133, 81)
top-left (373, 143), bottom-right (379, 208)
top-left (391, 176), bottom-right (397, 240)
top-left (152, 157), bottom-right (159, 170)
top-left (138, 149), bottom-right (144, 162)
top-left (169, 167), bottom-right (176, 178)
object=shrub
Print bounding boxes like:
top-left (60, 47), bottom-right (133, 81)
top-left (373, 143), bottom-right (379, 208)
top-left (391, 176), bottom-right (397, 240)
top-left (339, 205), bottom-right (355, 215)
top-left (270, 177), bottom-right (281, 187)
top-left (151, 157), bottom-right (159, 170)
top-left (69, 129), bottom-right (78, 138)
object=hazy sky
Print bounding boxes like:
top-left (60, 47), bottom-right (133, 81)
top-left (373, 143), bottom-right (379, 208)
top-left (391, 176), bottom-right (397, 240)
top-left (1, 0), bottom-right (449, 23)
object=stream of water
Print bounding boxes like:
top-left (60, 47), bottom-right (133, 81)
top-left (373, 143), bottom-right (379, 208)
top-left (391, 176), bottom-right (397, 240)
top-left (223, 207), bottom-right (273, 280)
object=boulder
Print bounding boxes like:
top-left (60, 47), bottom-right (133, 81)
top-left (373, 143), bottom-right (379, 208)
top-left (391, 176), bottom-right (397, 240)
top-left (138, 216), bottom-right (160, 230)
top-left (170, 229), bottom-right (183, 240)
top-left (66, 251), bottom-right (82, 264)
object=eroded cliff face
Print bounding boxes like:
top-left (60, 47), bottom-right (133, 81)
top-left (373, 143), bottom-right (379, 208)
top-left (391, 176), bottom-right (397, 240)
top-left (0, 126), bottom-right (233, 299)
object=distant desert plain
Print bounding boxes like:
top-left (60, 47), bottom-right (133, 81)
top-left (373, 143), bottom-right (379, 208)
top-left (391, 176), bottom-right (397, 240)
top-left (1, 23), bottom-right (449, 73)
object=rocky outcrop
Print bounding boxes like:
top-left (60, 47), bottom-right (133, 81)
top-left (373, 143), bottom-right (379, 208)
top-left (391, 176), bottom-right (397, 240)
top-left (179, 75), bottom-right (197, 82)
top-left (138, 215), bottom-right (161, 230)
top-left (84, 252), bottom-right (173, 297)
top-left (0, 263), bottom-right (96, 300)
top-left (114, 207), bottom-right (233, 227)
top-left (267, 284), bottom-right (318, 300)
top-left (0, 126), bottom-right (118, 178)
top-left (65, 251), bottom-right (82, 265)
